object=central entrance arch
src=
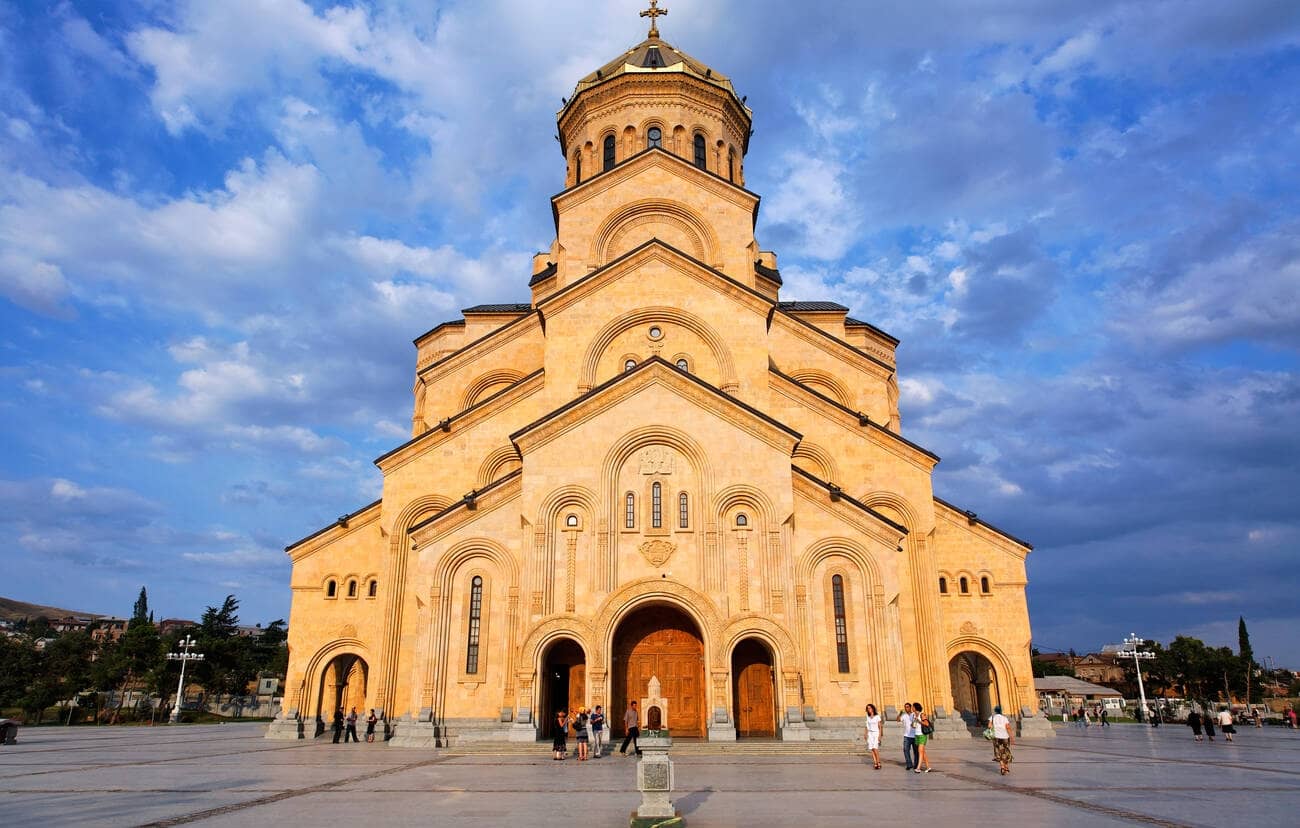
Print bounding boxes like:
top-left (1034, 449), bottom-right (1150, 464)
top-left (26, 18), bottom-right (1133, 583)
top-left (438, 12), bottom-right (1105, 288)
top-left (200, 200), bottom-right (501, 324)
top-left (950, 651), bottom-right (999, 725)
top-left (612, 604), bottom-right (705, 737)
top-left (732, 638), bottom-right (776, 738)
top-left (315, 653), bottom-right (367, 737)
top-left (540, 638), bottom-right (586, 738)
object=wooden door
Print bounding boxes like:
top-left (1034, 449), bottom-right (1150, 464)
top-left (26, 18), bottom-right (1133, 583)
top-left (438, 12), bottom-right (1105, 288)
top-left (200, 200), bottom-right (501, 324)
top-left (733, 639), bottom-right (775, 737)
top-left (614, 606), bottom-right (705, 737)
top-left (568, 664), bottom-right (586, 714)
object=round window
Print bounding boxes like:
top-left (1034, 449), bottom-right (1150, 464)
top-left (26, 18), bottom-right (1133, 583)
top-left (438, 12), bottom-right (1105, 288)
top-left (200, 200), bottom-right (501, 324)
top-left (648, 325), bottom-right (663, 340)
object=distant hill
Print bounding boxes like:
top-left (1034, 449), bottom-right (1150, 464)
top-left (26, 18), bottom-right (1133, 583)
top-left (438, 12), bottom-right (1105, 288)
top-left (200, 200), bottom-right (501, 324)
top-left (0, 596), bottom-right (103, 622)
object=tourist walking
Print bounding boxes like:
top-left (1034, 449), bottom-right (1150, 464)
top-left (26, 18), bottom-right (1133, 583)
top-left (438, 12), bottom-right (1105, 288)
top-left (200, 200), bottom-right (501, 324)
top-left (1288, 707), bottom-right (1297, 729)
top-left (863, 703), bottom-right (882, 770)
top-left (344, 707), bottom-right (359, 743)
top-left (1100, 708), bottom-right (1109, 727)
top-left (552, 709), bottom-right (569, 760)
top-left (331, 707), bottom-right (344, 743)
top-left (590, 705), bottom-right (606, 757)
top-left (990, 705), bottom-right (1014, 775)
top-left (913, 703), bottom-right (933, 773)
top-left (573, 708), bottom-right (590, 761)
top-left (1187, 710), bottom-right (1203, 742)
top-left (619, 701), bottom-right (641, 757)
top-left (1204, 709), bottom-right (1216, 741)
top-left (1218, 708), bottom-right (1236, 741)
top-left (365, 709), bottom-right (378, 743)
top-left (899, 702), bottom-right (918, 770)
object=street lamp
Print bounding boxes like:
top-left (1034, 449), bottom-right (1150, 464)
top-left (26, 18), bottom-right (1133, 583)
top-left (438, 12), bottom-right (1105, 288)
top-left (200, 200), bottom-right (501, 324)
top-left (1117, 634), bottom-right (1156, 723)
top-left (166, 635), bottom-right (204, 724)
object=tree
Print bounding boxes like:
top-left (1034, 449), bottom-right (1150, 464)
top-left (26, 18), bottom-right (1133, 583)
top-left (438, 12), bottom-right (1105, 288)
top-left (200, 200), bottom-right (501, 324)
top-left (192, 595), bottom-right (256, 696)
top-left (1239, 616), bottom-right (1257, 704)
top-left (132, 587), bottom-right (150, 623)
top-left (104, 617), bottom-right (164, 723)
top-left (43, 631), bottom-right (95, 723)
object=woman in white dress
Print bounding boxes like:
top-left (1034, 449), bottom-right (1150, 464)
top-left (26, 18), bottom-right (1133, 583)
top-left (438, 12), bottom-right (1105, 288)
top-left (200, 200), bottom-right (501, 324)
top-left (863, 703), bottom-right (882, 770)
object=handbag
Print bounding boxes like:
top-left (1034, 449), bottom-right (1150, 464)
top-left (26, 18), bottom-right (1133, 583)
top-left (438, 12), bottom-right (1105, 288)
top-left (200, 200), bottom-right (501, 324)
top-left (982, 726), bottom-right (995, 740)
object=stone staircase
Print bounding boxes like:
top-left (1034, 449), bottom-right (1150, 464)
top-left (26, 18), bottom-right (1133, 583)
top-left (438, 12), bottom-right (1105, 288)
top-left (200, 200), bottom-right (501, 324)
top-left (443, 739), bottom-right (863, 756)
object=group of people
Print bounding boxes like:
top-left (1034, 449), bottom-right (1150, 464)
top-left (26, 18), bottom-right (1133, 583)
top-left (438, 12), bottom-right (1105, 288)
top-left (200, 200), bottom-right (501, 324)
top-left (1186, 708), bottom-right (1239, 742)
top-left (1071, 705), bottom-right (1110, 727)
top-left (331, 707), bottom-right (381, 743)
top-left (551, 703), bottom-right (619, 760)
top-left (863, 702), bottom-right (1016, 776)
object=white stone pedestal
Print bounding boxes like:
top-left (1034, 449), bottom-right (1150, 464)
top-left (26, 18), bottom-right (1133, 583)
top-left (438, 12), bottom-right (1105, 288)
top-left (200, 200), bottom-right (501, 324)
top-left (631, 733), bottom-right (678, 827)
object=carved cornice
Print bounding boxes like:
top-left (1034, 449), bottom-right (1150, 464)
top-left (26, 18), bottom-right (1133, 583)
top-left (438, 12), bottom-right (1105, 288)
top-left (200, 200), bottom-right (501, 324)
top-left (791, 469), bottom-right (907, 549)
top-left (408, 471), bottom-right (523, 548)
top-left (771, 310), bottom-right (894, 381)
top-left (933, 497), bottom-right (1033, 557)
top-left (554, 148), bottom-right (758, 217)
top-left (416, 311), bottom-right (542, 382)
top-left (285, 500), bottom-right (383, 561)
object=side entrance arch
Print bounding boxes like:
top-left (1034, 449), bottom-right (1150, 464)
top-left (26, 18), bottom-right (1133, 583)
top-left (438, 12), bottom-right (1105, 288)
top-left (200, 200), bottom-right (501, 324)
top-left (949, 651), bottom-right (999, 725)
top-left (315, 653), bottom-right (368, 737)
top-left (612, 604), bottom-right (705, 737)
top-left (540, 638), bottom-right (586, 738)
top-left (731, 638), bottom-right (776, 738)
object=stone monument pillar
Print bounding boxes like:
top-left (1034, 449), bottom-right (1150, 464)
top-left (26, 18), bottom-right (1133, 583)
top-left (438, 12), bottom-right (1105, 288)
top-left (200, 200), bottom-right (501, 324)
top-left (631, 731), bottom-right (678, 827)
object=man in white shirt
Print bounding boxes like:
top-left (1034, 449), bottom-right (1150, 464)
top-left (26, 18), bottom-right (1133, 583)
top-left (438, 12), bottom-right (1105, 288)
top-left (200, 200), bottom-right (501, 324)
top-left (1218, 708), bottom-right (1236, 741)
top-left (899, 703), bottom-right (918, 770)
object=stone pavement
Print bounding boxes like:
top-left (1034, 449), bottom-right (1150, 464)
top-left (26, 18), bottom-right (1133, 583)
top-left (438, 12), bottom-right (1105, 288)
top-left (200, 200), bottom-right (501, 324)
top-left (2, 723), bottom-right (1299, 827)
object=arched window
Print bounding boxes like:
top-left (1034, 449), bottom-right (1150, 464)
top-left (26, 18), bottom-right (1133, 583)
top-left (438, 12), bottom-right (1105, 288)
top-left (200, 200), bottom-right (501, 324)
top-left (647, 126), bottom-right (662, 149)
top-left (603, 134), bottom-right (616, 171)
top-left (938, 576), bottom-right (948, 594)
top-left (326, 580), bottom-right (337, 598)
top-left (465, 576), bottom-right (483, 674)
top-left (651, 482), bottom-right (663, 528)
top-left (675, 358), bottom-right (688, 371)
top-left (735, 513), bottom-right (748, 527)
top-left (347, 580), bottom-right (357, 598)
top-left (727, 150), bottom-right (735, 181)
top-left (693, 134), bottom-right (707, 169)
top-left (624, 358), bottom-right (636, 372)
top-left (625, 492), bottom-right (636, 528)
top-left (960, 576), bottom-right (970, 594)
top-left (565, 513), bottom-right (579, 527)
top-left (832, 574), bottom-right (850, 673)
top-left (678, 492), bottom-right (689, 528)
top-left (573, 150), bottom-right (582, 183)
top-left (368, 579), bottom-right (378, 598)
top-left (980, 576), bottom-right (991, 594)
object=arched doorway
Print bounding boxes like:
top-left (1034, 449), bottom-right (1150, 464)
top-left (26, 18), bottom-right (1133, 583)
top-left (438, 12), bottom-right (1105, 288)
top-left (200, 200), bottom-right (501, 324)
top-left (949, 651), bottom-right (999, 725)
top-left (731, 638), bottom-right (776, 738)
top-left (612, 604), bottom-right (705, 737)
top-left (315, 653), bottom-right (367, 736)
top-left (540, 638), bottom-right (586, 738)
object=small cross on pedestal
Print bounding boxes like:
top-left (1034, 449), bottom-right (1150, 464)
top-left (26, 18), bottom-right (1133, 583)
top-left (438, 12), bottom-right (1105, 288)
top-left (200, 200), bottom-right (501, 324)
top-left (640, 0), bottom-right (668, 39)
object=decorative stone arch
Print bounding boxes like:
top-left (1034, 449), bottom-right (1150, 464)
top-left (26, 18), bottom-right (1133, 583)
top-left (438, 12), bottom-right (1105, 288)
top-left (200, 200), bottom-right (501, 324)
top-left (796, 536), bottom-right (884, 587)
top-left (791, 440), bottom-right (841, 483)
top-left (578, 305), bottom-right (737, 392)
top-left (413, 381), bottom-right (428, 431)
top-left (460, 368), bottom-right (525, 411)
top-left (433, 537), bottom-right (521, 592)
top-left (477, 445), bottom-right (523, 488)
top-left (590, 199), bottom-right (721, 267)
top-left (537, 484), bottom-right (599, 527)
top-left (300, 637), bottom-right (370, 720)
top-left (518, 615), bottom-right (598, 675)
top-left (955, 570), bottom-right (975, 595)
top-left (946, 635), bottom-right (1021, 719)
top-left (711, 484), bottom-right (778, 527)
top-left (638, 116), bottom-right (668, 149)
top-left (717, 614), bottom-right (800, 671)
top-left (592, 578), bottom-right (724, 669)
top-left (788, 369), bottom-right (852, 407)
top-left (856, 490), bottom-right (920, 532)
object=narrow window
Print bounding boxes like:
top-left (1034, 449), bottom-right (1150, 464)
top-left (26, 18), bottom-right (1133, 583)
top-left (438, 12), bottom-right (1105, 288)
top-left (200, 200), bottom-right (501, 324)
top-left (939, 577), bottom-right (948, 594)
top-left (960, 577), bottom-right (969, 594)
top-left (465, 576), bottom-right (483, 674)
top-left (624, 358), bottom-right (636, 372)
top-left (625, 492), bottom-right (636, 528)
top-left (832, 574), bottom-right (850, 673)
top-left (727, 150), bottom-right (735, 181)
top-left (981, 576), bottom-right (990, 594)
top-left (368, 579), bottom-right (378, 598)
top-left (678, 492), bottom-right (689, 528)
top-left (651, 482), bottom-right (662, 528)
top-left (675, 358), bottom-right (688, 371)
top-left (603, 135), bottom-right (616, 171)
top-left (347, 580), bottom-right (357, 598)
top-left (574, 151), bottom-right (582, 183)
top-left (735, 513), bottom-right (748, 527)
top-left (647, 126), bottom-right (662, 149)
top-left (693, 134), bottom-right (706, 169)
top-left (326, 580), bottom-right (337, 598)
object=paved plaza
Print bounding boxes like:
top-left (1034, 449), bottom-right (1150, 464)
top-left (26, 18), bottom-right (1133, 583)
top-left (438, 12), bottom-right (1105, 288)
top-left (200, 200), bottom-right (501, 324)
top-left (2, 723), bottom-right (1299, 827)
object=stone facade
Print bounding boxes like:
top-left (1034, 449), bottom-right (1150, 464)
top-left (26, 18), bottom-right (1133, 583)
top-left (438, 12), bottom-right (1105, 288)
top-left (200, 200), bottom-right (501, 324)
top-left (269, 24), bottom-right (1046, 745)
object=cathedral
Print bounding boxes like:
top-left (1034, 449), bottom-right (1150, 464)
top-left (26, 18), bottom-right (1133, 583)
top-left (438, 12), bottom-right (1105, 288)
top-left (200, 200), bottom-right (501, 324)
top-left (269, 8), bottom-right (1050, 745)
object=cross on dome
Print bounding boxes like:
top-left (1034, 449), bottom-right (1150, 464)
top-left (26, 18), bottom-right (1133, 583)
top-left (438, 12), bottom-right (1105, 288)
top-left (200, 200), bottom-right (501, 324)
top-left (640, 0), bottom-right (668, 39)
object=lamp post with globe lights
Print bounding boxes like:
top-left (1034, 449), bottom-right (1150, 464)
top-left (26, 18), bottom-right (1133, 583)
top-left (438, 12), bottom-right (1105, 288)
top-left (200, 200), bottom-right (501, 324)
top-left (166, 635), bottom-right (204, 724)
top-left (1118, 634), bottom-right (1156, 722)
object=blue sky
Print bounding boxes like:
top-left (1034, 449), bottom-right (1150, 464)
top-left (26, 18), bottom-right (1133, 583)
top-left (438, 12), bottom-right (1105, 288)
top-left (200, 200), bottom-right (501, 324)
top-left (1, 0), bottom-right (1298, 666)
